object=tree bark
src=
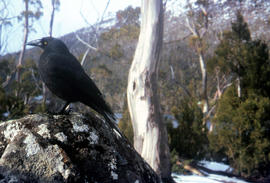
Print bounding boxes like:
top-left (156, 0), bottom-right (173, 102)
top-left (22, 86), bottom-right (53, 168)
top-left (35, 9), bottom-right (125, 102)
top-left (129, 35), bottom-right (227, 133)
top-left (49, 0), bottom-right (56, 37)
top-left (199, 52), bottom-right (208, 115)
top-left (127, 0), bottom-right (172, 182)
top-left (237, 76), bottom-right (241, 97)
top-left (186, 10), bottom-right (209, 120)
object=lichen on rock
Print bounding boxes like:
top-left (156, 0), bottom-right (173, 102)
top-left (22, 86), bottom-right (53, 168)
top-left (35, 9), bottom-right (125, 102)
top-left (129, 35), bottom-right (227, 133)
top-left (0, 113), bottom-right (160, 183)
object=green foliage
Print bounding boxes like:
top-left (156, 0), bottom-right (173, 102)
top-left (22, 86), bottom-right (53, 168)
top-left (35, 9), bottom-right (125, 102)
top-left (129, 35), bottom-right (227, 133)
top-left (209, 86), bottom-right (270, 177)
top-left (208, 11), bottom-right (270, 97)
top-left (17, 59), bottom-right (41, 99)
top-left (18, 0), bottom-right (43, 27)
top-left (0, 58), bottom-right (42, 120)
top-left (241, 40), bottom-right (270, 96)
top-left (116, 6), bottom-right (140, 27)
top-left (231, 11), bottom-right (251, 41)
top-left (0, 59), bottom-right (11, 83)
top-left (208, 11), bottom-right (270, 178)
top-left (0, 85), bottom-right (28, 120)
top-left (170, 149), bottom-right (185, 174)
top-left (207, 12), bottom-right (251, 77)
top-left (91, 64), bottom-right (112, 78)
top-left (100, 6), bottom-right (140, 43)
top-left (100, 24), bottom-right (140, 42)
top-left (167, 97), bottom-right (208, 160)
top-left (108, 43), bottom-right (123, 59)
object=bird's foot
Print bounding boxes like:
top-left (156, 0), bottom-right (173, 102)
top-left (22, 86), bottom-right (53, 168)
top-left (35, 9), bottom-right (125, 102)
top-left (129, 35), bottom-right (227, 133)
top-left (61, 107), bottom-right (73, 115)
top-left (46, 107), bottom-right (72, 115)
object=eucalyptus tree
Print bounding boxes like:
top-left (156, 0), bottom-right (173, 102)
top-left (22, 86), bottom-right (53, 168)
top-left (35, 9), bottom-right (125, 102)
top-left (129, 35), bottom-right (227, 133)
top-left (127, 0), bottom-right (172, 181)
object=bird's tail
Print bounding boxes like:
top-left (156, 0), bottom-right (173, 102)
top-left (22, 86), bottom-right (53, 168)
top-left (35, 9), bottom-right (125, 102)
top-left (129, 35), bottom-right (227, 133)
top-left (99, 111), bottom-right (122, 138)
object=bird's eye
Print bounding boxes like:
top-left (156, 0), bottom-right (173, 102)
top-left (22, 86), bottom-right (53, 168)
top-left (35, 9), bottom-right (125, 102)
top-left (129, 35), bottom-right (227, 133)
top-left (43, 41), bottom-right (48, 45)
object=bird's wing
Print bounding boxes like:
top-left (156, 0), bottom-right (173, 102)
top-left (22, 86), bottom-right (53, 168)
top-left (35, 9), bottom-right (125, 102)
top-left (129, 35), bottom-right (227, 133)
top-left (44, 52), bottom-right (103, 97)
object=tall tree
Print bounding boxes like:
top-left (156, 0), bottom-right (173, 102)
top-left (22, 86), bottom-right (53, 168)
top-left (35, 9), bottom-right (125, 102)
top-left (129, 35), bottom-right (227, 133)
top-left (127, 0), bottom-right (172, 182)
top-left (231, 11), bottom-right (250, 97)
top-left (185, 0), bottom-right (212, 120)
top-left (16, 0), bottom-right (42, 93)
top-left (49, 0), bottom-right (59, 37)
top-left (208, 11), bottom-right (251, 98)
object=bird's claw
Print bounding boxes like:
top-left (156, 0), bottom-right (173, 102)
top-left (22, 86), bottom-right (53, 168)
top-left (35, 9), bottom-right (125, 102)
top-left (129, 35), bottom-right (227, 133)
top-left (46, 107), bottom-right (72, 115)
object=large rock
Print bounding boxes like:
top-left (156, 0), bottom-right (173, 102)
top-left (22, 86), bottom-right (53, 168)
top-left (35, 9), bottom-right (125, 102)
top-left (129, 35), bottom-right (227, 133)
top-left (0, 113), bottom-right (160, 183)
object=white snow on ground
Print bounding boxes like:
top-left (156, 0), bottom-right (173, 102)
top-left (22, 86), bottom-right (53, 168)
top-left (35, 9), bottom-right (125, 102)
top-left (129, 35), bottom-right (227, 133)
top-left (199, 160), bottom-right (233, 172)
top-left (173, 173), bottom-right (249, 183)
top-left (173, 161), bottom-right (250, 183)
top-left (173, 173), bottom-right (219, 183)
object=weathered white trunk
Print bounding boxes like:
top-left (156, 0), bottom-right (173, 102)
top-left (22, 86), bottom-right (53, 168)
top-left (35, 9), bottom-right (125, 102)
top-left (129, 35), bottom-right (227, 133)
top-left (199, 53), bottom-right (208, 115)
top-left (237, 76), bottom-right (241, 97)
top-left (186, 15), bottom-right (209, 118)
top-left (127, 0), bottom-right (171, 181)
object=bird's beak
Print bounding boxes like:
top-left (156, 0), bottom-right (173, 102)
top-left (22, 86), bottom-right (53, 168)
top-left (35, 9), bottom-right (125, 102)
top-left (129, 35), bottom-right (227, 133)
top-left (26, 39), bottom-right (42, 47)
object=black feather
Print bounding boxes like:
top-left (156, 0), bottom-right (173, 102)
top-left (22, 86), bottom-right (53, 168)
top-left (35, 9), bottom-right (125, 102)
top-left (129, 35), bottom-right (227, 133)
top-left (27, 37), bottom-right (116, 122)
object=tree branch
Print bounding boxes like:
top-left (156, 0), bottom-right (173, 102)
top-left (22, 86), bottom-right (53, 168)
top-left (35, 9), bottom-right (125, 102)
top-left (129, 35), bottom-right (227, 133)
top-left (75, 34), bottom-right (98, 51)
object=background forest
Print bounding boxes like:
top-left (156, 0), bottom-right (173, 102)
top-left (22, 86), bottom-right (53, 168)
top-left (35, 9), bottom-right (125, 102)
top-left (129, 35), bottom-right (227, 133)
top-left (1, 0), bottom-right (270, 180)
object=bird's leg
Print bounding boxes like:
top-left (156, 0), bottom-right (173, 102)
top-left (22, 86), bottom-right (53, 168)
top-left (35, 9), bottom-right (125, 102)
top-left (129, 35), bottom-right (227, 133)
top-left (59, 102), bottom-right (71, 114)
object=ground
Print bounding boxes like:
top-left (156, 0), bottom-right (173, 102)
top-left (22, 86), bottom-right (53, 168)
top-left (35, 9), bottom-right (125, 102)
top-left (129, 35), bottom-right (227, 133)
top-left (173, 161), bottom-right (250, 183)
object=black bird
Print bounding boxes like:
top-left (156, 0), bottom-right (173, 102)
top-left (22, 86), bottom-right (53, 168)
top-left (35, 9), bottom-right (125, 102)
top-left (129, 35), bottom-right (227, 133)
top-left (27, 37), bottom-right (115, 122)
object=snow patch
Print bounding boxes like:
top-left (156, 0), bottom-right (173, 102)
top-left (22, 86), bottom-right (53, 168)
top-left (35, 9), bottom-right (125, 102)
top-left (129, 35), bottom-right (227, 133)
top-left (2, 112), bottom-right (10, 117)
top-left (173, 173), bottom-right (218, 183)
top-left (37, 124), bottom-right (51, 138)
top-left (23, 134), bottom-right (41, 157)
top-left (34, 95), bottom-right (43, 100)
top-left (55, 132), bottom-right (68, 142)
top-left (173, 161), bottom-right (250, 183)
top-left (199, 160), bottom-right (232, 172)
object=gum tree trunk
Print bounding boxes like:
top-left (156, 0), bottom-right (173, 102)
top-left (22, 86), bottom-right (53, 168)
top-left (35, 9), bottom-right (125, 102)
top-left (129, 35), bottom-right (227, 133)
top-left (127, 0), bottom-right (172, 182)
top-left (199, 52), bottom-right (208, 115)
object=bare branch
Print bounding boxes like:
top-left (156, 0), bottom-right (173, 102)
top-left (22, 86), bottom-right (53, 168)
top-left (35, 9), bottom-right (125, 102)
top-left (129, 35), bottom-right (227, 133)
top-left (185, 17), bottom-right (197, 36)
top-left (77, 0), bottom-right (111, 52)
top-left (99, 0), bottom-right (110, 23)
top-left (81, 48), bottom-right (90, 67)
top-left (200, 6), bottom-right (207, 16)
top-left (75, 34), bottom-right (98, 51)
top-left (79, 10), bottom-right (91, 25)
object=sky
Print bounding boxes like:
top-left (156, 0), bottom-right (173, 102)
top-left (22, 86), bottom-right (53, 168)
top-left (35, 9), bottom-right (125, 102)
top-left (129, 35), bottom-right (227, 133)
top-left (3, 0), bottom-right (140, 54)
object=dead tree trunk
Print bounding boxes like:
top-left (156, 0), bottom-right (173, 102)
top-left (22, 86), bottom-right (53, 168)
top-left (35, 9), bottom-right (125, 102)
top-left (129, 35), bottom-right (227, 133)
top-left (127, 0), bottom-right (172, 182)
